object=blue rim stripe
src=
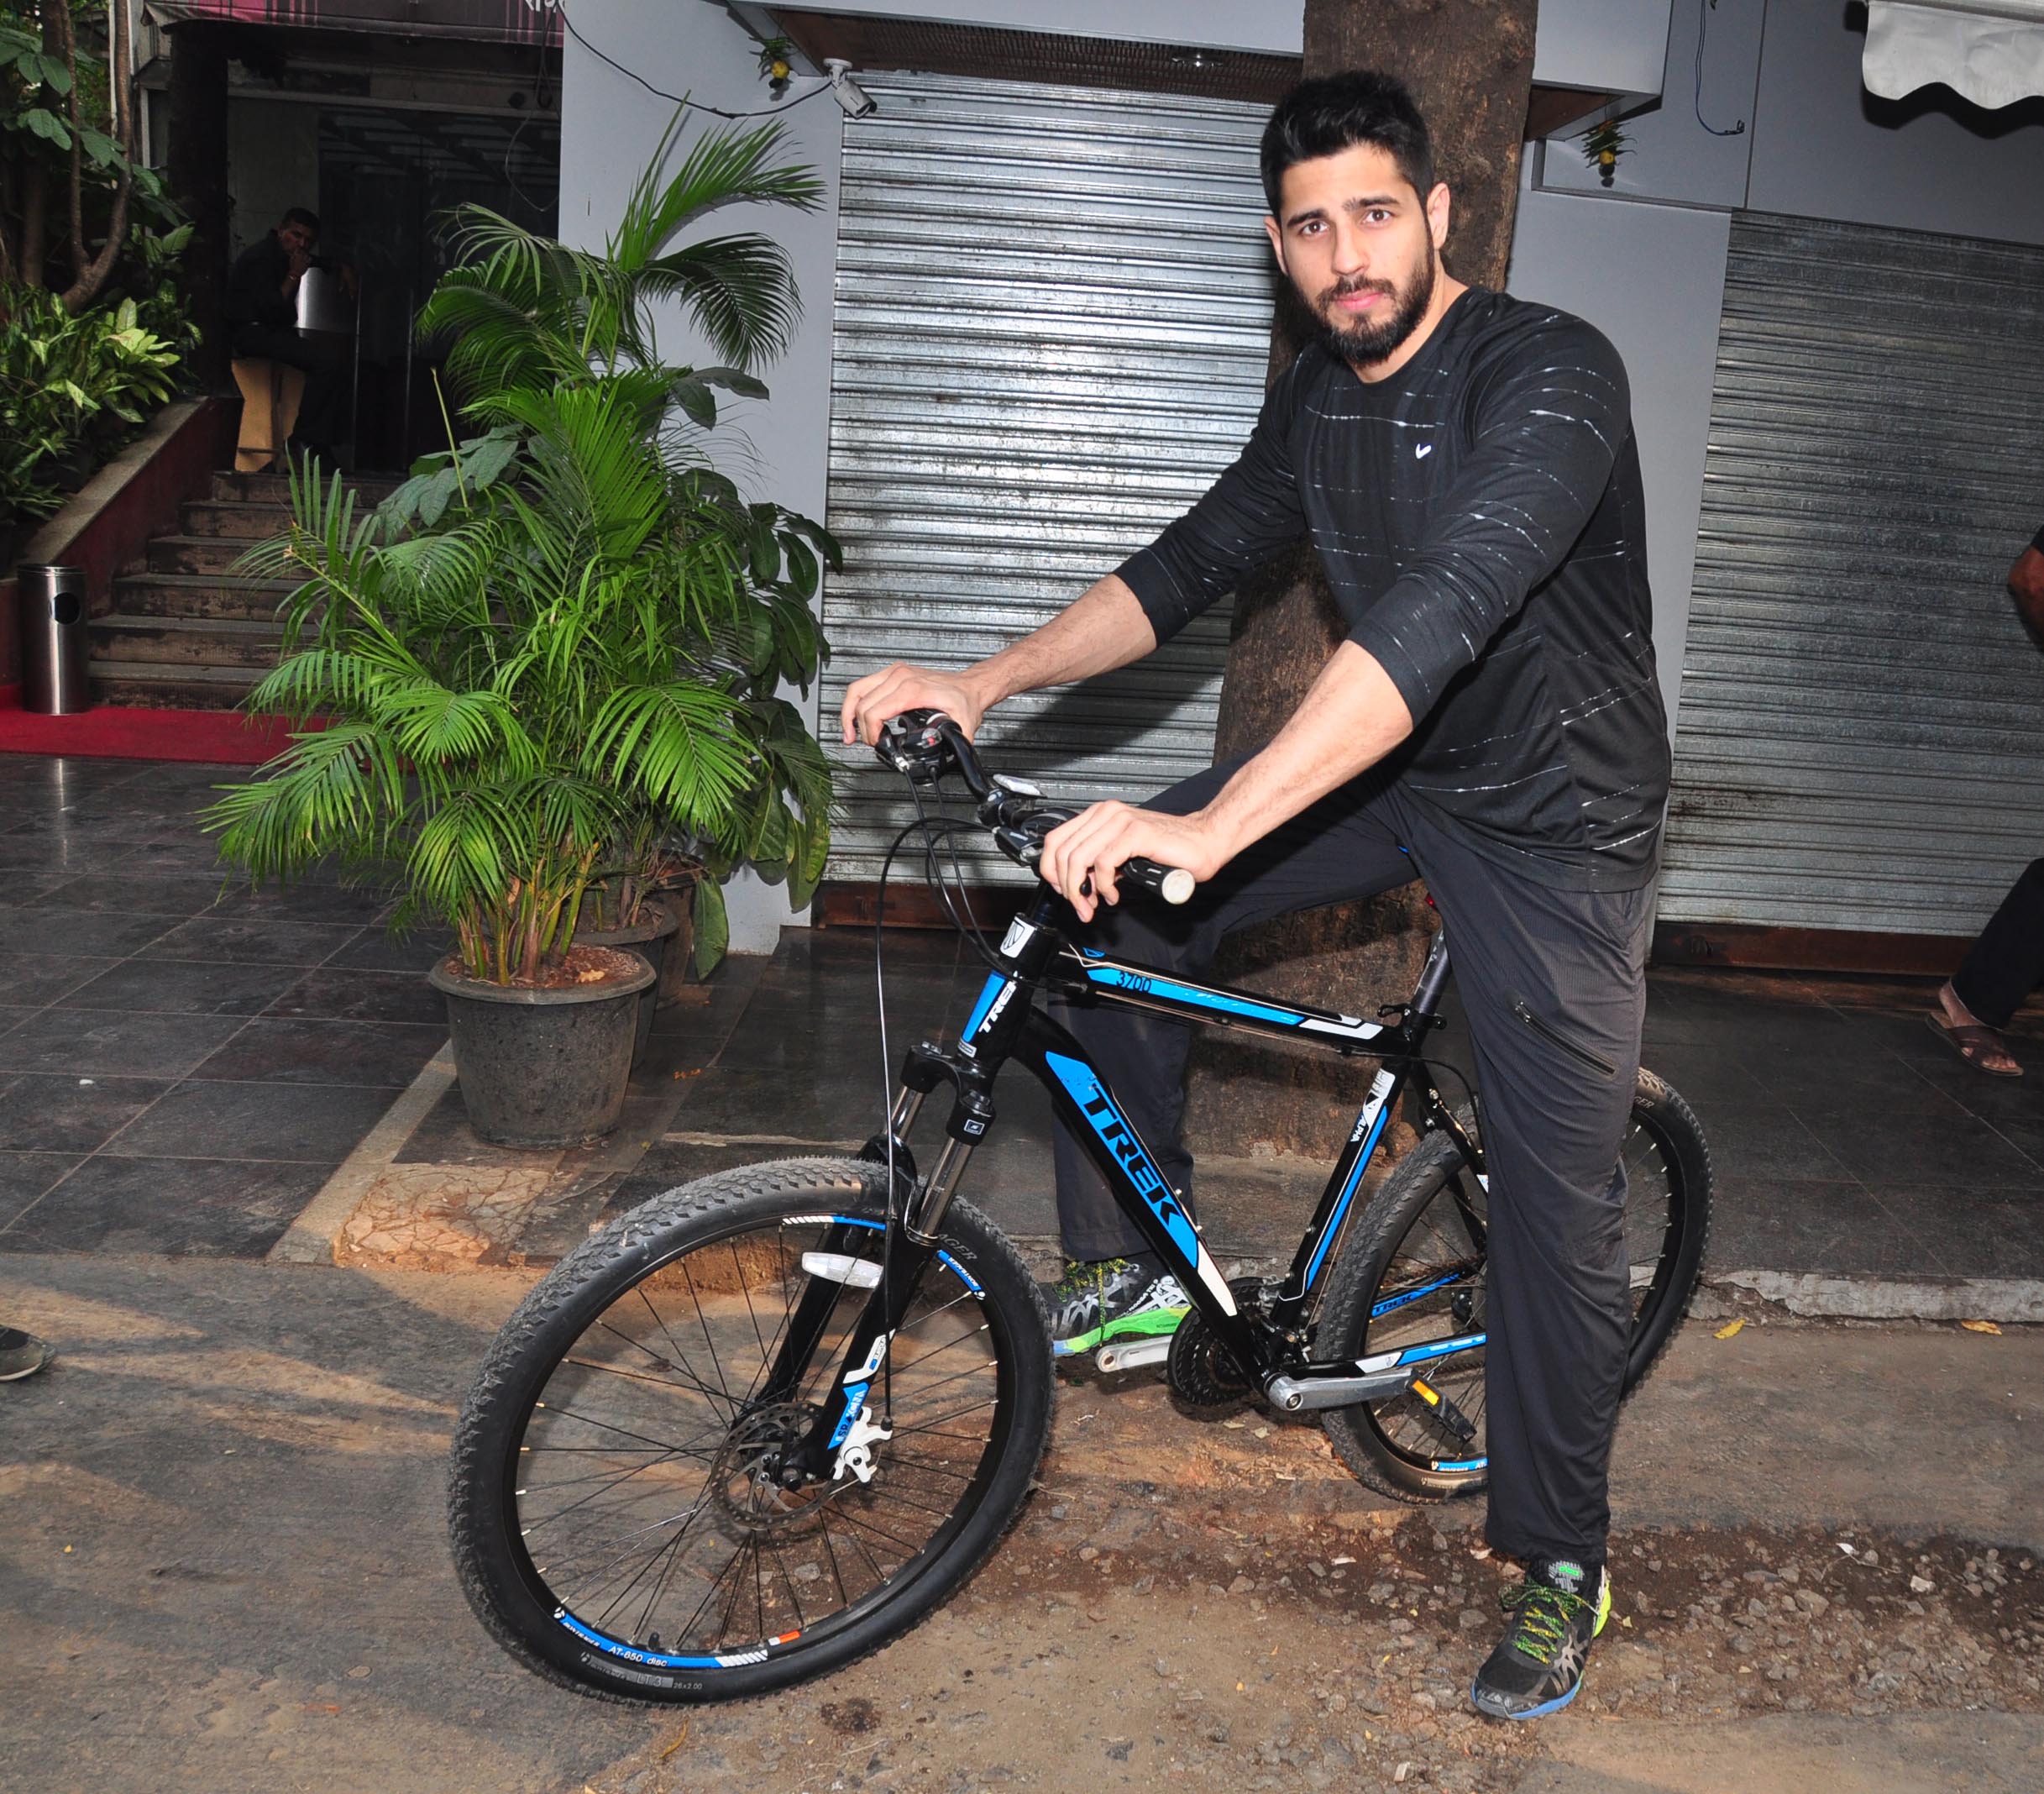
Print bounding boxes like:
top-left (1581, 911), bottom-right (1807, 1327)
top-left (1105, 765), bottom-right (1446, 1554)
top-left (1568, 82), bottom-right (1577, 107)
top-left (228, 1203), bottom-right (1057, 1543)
top-left (556, 1608), bottom-right (731, 1669)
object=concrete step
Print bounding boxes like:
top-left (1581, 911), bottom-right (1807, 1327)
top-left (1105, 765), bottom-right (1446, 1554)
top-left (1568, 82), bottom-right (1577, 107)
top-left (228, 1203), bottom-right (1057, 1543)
top-left (210, 469), bottom-right (401, 506)
top-left (87, 613), bottom-right (285, 669)
top-left (146, 534), bottom-right (275, 575)
top-left (114, 571), bottom-right (301, 622)
top-left (87, 658), bottom-right (269, 711)
top-left (181, 498), bottom-right (295, 540)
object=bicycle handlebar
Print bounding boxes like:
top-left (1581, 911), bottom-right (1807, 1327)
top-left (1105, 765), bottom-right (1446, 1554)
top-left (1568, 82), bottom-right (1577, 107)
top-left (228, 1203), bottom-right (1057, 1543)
top-left (874, 709), bottom-right (1195, 905)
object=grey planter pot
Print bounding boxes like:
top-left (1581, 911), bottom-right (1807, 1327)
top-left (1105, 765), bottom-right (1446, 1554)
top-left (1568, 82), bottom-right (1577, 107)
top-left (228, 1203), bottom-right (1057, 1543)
top-left (429, 951), bottom-right (655, 1147)
top-left (576, 902), bottom-right (684, 1065)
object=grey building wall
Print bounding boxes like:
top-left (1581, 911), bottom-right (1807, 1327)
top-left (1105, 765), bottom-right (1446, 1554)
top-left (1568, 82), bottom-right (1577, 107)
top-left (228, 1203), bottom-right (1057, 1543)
top-left (1503, 181), bottom-right (1731, 736)
top-left (1747, 4), bottom-right (2044, 249)
top-left (787, 0), bottom-right (1669, 89)
top-left (1507, 0), bottom-right (2044, 753)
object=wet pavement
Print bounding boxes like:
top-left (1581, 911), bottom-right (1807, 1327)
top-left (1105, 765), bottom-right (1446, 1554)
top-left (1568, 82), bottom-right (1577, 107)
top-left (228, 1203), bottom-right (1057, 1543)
top-left (7, 751), bottom-right (2044, 1309)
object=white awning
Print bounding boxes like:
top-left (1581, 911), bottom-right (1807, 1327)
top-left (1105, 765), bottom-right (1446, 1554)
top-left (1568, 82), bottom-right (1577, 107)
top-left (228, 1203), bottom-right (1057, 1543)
top-left (1864, 0), bottom-right (2044, 110)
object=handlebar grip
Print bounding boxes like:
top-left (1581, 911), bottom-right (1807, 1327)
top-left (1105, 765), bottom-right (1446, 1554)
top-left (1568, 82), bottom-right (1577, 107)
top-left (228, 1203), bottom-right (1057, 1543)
top-left (1124, 857), bottom-right (1196, 905)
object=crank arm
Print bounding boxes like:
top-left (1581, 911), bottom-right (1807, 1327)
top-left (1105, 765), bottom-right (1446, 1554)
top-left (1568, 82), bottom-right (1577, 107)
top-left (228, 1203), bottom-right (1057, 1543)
top-left (1094, 1336), bottom-right (1172, 1374)
top-left (1263, 1330), bottom-right (1486, 1414)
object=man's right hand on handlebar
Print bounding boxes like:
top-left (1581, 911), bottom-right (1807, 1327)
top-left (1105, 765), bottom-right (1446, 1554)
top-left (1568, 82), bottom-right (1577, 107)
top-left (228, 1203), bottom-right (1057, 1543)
top-left (841, 664), bottom-right (993, 748)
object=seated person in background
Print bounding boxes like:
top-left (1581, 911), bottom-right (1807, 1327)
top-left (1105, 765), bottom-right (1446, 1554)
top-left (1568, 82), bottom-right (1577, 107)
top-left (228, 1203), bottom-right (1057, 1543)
top-left (224, 206), bottom-right (351, 466)
top-left (1929, 526), bottom-right (2044, 1076)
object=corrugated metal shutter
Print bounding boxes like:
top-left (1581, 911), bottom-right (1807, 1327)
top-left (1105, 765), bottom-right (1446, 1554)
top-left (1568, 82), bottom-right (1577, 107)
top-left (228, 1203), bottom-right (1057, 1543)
top-left (1659, 211), bottom-right (2044, 934)
top-left (819, 74), bottom-right (1276, 881)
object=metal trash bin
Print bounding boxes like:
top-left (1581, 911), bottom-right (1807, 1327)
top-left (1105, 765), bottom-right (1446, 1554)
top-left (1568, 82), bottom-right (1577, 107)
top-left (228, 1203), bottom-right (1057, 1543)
top-left (18, 564), bottom-right (92, 716)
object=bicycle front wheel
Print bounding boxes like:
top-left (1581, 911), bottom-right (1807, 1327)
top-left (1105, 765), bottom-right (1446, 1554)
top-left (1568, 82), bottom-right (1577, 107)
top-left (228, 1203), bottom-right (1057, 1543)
top-left (1318, 1069), bottom-right (1711, 1503)
top-left (448, 1157), bottom-right (1052, 1702)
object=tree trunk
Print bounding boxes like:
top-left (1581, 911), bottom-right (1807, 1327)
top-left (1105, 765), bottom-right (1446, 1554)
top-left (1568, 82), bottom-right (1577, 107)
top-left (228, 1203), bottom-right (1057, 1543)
top-left (60, 0), bottom-right (137, 314)
top-left (165, 22), bottom-right (231, 385)
top-left (17, 3), bottom-right (64, 284)
top-left (1183, 0), bottom-right (1538, 1163)
top-left (21, 150), bottom-right (48, 283)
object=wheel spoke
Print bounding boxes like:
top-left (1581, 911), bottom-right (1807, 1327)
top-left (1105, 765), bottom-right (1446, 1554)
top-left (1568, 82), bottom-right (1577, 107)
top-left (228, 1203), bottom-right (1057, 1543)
top-left (1335, 1087), bottom-right (1705, 1482)
top-left (486, 1196), bottom-right (1030, 1677)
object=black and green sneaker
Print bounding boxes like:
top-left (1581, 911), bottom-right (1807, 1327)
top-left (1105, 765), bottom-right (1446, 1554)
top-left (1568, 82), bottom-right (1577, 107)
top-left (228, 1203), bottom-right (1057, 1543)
top-left (1041, 1256), bottom-right (1189, 1357)
top-left (1470, 1556), bottom-right (1611, 1720)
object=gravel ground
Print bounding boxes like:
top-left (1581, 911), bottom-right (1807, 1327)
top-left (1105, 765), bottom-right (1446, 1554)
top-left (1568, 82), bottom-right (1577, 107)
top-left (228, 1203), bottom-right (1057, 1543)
top-left (581, 1361), bottom-right (2044, 1794)
top-left (6, 1253), bottom-right (2036, 1794)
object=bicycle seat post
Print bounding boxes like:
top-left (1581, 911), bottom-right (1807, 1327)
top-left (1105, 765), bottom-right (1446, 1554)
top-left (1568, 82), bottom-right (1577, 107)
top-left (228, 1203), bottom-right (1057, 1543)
top-left (1409, 926), bottom-right (1451, 1023)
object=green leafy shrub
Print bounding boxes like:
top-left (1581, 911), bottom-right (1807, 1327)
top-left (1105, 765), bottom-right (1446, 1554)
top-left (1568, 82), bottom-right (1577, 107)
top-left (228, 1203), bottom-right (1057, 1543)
top-left (0, 282), bottom-right (179, 539)
top-left (204, 113), bottom-right (837, 984)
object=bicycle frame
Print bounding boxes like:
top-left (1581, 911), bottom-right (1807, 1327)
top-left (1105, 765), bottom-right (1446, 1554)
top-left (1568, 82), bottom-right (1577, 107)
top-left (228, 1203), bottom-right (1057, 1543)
top-left (768, 882), bottom-right (1495, 1490)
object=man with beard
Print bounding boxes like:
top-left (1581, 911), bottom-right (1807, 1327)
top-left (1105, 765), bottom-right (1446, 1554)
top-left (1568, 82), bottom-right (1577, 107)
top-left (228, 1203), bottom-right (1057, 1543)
top-left (841, 70), bottom-right (1668, 1721)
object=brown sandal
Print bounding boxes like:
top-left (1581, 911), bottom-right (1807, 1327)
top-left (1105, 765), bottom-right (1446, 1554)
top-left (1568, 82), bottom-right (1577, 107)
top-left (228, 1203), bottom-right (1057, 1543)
top-left (1926, 1010), bottom-right (2023, 1078)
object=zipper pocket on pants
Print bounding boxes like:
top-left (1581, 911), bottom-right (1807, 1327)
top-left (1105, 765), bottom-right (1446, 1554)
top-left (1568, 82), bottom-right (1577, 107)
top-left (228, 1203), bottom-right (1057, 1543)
top-left (1510, 998), bottom-right (1617, 1078)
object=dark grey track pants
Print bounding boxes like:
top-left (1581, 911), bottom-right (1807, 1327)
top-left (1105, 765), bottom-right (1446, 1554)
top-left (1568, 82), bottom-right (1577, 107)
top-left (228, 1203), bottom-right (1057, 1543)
top-left (1048, 762), bottom-right (1654, 1567)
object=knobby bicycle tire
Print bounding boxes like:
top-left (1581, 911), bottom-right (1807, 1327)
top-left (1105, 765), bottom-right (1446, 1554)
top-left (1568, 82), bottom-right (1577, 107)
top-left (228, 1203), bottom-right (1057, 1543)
top-left (1318, 1070), bottom-right (1712, 1503)
top-left (448, 1157), bottom-right (1053, 1702)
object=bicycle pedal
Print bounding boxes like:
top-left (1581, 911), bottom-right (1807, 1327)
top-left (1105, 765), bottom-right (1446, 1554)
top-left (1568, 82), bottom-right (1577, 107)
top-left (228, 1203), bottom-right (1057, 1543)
top-left (1411, 1377), bottom-right (1478, 1443)
top-left (1094, 1337), bottom-right (1172, 1374)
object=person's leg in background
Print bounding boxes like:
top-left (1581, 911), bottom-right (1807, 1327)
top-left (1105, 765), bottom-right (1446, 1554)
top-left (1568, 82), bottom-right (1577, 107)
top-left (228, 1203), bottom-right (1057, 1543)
top-left (1043, 765), bottom-right (1414, 1349)
top-left (1391, 795), bottom-right (1650, 1718)
top-left (231, 324), bottom-right (348, 462)
top-left (1934, 858), bottom-right (2044, 1077)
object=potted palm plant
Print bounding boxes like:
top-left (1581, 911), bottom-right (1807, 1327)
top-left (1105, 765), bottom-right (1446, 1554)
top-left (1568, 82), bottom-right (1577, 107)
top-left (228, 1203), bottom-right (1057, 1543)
top-left (204, 115), bottom-right (836, 1146)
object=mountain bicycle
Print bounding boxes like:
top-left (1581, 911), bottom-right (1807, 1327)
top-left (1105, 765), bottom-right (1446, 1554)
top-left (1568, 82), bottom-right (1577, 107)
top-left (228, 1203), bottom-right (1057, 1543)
top-left (448, 710), bottom-right (1711, 1702)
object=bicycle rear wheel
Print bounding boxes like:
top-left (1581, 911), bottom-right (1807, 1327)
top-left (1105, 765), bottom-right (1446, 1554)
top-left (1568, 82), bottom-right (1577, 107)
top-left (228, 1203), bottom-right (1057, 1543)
top-left (448, 1157), bottom-right (1051, 1702)
top-left (1318, 1069), bottom-right (1711, 1503)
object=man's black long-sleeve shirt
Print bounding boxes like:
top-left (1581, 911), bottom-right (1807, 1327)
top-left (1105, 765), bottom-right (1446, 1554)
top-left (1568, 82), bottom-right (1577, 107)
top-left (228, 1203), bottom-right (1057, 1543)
top-left (225, 233), bottom-right (296, 334)
top-left (1118, 287), bottom-right (1668, 892)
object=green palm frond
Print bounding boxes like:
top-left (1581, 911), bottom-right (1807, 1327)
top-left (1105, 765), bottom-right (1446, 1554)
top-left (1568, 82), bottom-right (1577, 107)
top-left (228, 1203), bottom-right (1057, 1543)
top-left (609, 113), bottom-right (824, 275)
top-left (585, 680), bottom-right (753, 823)
top-left (638, 234), bottom-right (803, 369)
top-left (212, 119), bottom-right (839, 982)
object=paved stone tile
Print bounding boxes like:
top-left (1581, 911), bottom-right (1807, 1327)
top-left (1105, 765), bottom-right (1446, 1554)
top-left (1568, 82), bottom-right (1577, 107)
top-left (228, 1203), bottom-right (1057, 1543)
top-left (0, 905), bottom-right (185, 957)
top-left (0, 1151), bottom-right (81, 1225)
top-left (0, 953), bottom-right (122, 1008)
top-left (140, 915), bottom-right (363, 966)
top-left (263, 968), bottom-right (445, 1026)
top-left (393, 1085), bottom-right (550, 1169)
top-left (1858, 1183), bottom-right (2044, 1282)
top-left (55, 957), bottom-right (302, 1017)
top-left (34, 872), bottom-right (236, 915)
top-left (323, 928), bottom-right (455, 974)
top-left (0, 1155), bottom-right (328, 1256)
top-left (1706, 1178), bottom-right (1957, 1277)
top-left (1688, 1101), bottom-right (1853, 1183)
top-left (1792, 1099), bottom-right (2044, 1190)
top-left (0, 1009), bottom-right (247, 1078)
top-left (0, 1073), bottom-right (170, 1152)
top-left (103, 1079), bottom-right (396, 1164)
top-left (188, 1018), bottom-right (445, 1088)
top-left (212, 882), bottom-right (397, 925)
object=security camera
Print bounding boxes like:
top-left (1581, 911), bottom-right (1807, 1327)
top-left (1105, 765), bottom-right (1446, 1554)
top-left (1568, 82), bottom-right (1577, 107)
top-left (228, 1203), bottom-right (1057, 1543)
top-left (825, 58), bottom-right (876, 118)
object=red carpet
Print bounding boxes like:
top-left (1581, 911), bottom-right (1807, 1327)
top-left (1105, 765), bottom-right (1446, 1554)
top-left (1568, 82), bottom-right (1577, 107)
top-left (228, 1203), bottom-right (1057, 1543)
top-left (0, 695), bottom-right (318, 766)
